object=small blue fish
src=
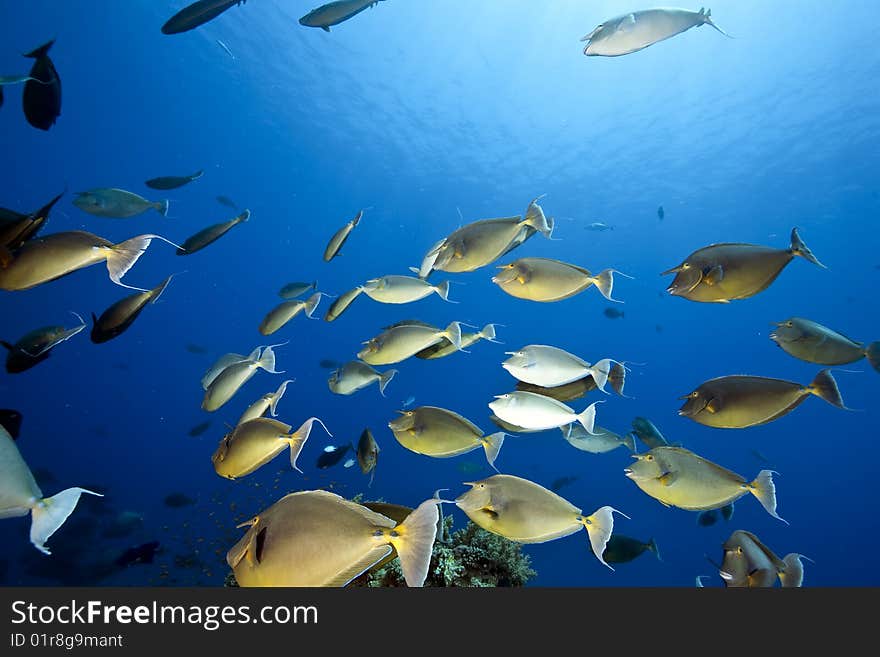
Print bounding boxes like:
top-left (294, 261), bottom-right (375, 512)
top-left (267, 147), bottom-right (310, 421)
top-left (401, 395), bottom-right (416, 409)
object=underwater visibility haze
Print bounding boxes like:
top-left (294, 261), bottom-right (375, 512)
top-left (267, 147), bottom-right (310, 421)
top-left (0, 0), bottom-right (878, 587)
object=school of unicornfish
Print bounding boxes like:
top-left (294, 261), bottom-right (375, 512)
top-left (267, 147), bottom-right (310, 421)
top-left (1, 2), bottom-right (876, 588)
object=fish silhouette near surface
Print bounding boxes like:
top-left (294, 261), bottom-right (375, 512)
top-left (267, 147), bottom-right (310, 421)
top-left (300, 0), bottom-right (388, 32)
top-left (581, 7), bottom-right (732, 57)
top-left (162, 0), bottom-right (247, 35)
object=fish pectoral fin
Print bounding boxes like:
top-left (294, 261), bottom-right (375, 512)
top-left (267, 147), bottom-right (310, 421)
top-left (705, 398), bottom-right (720, 414)
top-left (480, 506), bottom-right (499, 520)
top-left (0, 244), bottom-right (13, 269)
top-left (658, 471), bottom-right (677, 487)
top-left (322, 26), bottom-right (330, 32)
top-left (703, 265), bottom-right (724, 286)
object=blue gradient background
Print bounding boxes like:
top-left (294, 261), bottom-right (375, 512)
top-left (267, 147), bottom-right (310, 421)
top-left (0, 0), bottom-right (877, 586)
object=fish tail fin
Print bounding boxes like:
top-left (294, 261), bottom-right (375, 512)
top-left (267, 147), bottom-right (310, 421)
top-left (575, 401), bottom-right (600, 435)
top-left (30, 487), bottom-right (103, 555)
top-left (581, 506), bottom-right (628, 571)
top-left (589, 358), bottom-right (614, 393)
top-left (748, 470), bottom-right (788, 524)
top-left (523, 206), bottom-right (554, 239)
top-left (191, 170), bottom-right (204, 181)
top-left (286, 417), bottom-right (330, 473)
top-left (256, 343), bottom-right (285, 374)
top-left (435, 280), bottom-right (453, 302)
top-left (389, 498), bottom-right (441, 587)
top-left (807, 369), bottom-right (847, 409)
top-left (105, 234), bottom-right (158, 291)
top-left (480, 323), bottom-right (501, 343)
top-left (303, 293), bottom-right (322, 318)
top-left (268, 379), bottom-right (294, 416)
top-left (779, 553), bottom-right (811, 587)
top-left (789, 227), bottom-right (825, 268)
top-left (648, 537), bottom-right (662, 562)
top-left (700, 7), bottom-right (734, 38)
top-left (481, 432), bottom-right (506, 471)
top-left (236, 209), bottom-right (251, 224)
top-left (154, 200), bottom-right (170, 217)
top-left (24, 39), bottom-right (55, 59)
top-left (622, 431), bottom-right (636, 453)
top-left (443, 321), bottom-right (463, 351)
top-left (591, 269), bottom-right (621, 302)
top-left (608, 360), bottom-right (629, 397)
top-left (150, 274), bottom-right (174, 304)
top-left (864, 342), bottom-right (880, 373)
top-left (378, 369), bottom-right (397, 397)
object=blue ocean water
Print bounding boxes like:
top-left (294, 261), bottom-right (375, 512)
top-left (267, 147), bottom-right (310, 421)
top-left (0, 0), bottom-right (877, 587)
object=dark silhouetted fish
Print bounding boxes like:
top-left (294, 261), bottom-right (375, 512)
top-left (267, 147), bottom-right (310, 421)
top-left (630, 417), bottom-right (669, 450)
top-left (279, 281), bottom-right (317, 300)
top-left (657, 205), bottom-right (664, 221)
top-left (115, 541), bottom-right (161, 567)
top-left (91, 276), bottom-right (173, 343)
top-left (603, 307), bottom-right (625, 319)
top-left (162, 0), bottom-right (246, 35)
top-left (188, 420), bottom-right (212, 437)
top-left (216, 195), bottom-right (238, 209)
top-left (300, 0), bottom-right (387, 32)
top-left (2, 313), bottom-right (86, 373)
top-left (185, 343), bottom-right (209, 354)
top-left (697, 509), bottom-right (719, 526)
top-left (22, 39), bottom-right (61, 130)
top-left (101, 511), bottom-right (143, 539)
top-left (602, 535), bottom-right (660, 564)
top-left (31, 466), bottom-right (57, 486)
top-left (0, 410), bottom-right (22, 439)
top-left (0, 191), bottom-right (64, 251)
top-left (163, 493), bottom-right (196, 508)
top-left (550, 475), bottom-right (578, 492)
top-left (145, 170), bottom-right (203, 190)
top-left (319, 358), bottom-right (342, 369)
top-left (315, 443), bottom-right (354, 469)
top-left (177, 209), bottom-right (249, 255)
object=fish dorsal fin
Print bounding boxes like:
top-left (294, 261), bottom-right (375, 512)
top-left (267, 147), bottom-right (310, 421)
top-left (227, 517), bottom-right (260, 569)
top-left (659, 471), bottom-right (677, 486)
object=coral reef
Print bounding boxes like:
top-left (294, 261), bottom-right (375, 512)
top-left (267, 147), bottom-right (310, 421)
top-left (350, 513), bottom-right (536, 587)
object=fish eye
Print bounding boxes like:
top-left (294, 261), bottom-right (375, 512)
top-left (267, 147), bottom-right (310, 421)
top-left (786, 321), bottom-right (793, 327)
top-left (646, 455), bottom-right (653, 461)
top-left (737, 547), bottom-right (743, 554)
